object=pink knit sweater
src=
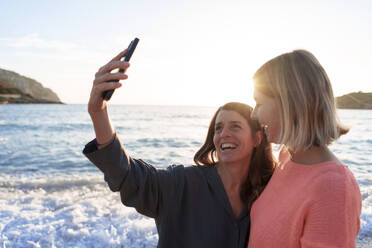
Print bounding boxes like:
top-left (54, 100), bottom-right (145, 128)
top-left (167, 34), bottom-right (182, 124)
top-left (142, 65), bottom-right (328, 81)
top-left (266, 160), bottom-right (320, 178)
top-left (248, 148), bottom-right (362, 248)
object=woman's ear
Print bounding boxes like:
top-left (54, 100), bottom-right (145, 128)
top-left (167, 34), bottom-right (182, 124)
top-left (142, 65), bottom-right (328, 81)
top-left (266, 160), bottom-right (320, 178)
top-left (255, 131), bottom-right (263, 147)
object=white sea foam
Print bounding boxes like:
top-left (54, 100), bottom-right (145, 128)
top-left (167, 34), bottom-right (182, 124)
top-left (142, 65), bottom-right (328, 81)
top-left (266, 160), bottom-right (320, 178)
top-left (0, 137), bottom-right (7, 144)
top-left (0, 173), bottom-right (158, 248)
top-left (359, 186), bottom-right (372, 239)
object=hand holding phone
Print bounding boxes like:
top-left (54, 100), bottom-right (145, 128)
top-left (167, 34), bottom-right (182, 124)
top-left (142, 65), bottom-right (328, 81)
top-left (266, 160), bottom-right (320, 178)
top-left (102, 38), bottom-right (140, 101)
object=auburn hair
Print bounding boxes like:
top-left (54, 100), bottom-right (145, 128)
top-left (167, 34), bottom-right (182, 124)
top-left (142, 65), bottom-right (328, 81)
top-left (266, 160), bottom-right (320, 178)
top-left (194, 102), bottom-right (275, 211)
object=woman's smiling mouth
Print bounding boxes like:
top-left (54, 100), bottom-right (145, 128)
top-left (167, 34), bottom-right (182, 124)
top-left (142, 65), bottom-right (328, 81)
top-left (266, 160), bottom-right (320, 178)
top-left (221, 143), bottom-right (237, 151)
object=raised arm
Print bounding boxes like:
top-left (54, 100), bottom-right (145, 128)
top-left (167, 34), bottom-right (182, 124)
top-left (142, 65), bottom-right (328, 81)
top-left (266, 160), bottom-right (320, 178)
top-left (88, 49), bottom-right (130, 146)
top-left (84, 50), bottom-right (185, 218)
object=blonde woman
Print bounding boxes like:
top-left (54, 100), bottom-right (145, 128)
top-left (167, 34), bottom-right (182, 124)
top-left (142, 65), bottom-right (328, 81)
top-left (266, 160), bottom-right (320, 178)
top-left (249, 50), bottom-right (362, 248)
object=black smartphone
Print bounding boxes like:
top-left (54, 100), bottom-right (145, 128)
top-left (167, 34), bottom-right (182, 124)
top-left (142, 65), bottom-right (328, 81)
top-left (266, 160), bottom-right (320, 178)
top-left (102, 38), bottom-right (140, 100)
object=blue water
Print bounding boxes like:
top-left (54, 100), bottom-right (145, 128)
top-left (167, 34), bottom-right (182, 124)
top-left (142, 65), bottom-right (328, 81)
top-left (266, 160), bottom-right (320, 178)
top-left (0, 104), bottom-right (371, 247)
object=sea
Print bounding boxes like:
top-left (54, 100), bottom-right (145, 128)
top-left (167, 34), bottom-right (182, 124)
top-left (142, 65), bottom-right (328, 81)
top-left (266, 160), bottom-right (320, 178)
top-left (0, 104), bottom-right (371, 248)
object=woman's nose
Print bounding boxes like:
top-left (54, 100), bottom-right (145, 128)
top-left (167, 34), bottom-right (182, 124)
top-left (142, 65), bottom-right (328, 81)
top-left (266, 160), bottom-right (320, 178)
top-left (220, 127), bottom-right (231, 137)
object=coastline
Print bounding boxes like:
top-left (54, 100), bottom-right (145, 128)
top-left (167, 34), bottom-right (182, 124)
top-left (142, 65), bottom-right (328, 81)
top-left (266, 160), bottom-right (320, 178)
top-left (0, 95), bottom-right (63, 104)
top-left (0, 101), bottom-right (64, 104)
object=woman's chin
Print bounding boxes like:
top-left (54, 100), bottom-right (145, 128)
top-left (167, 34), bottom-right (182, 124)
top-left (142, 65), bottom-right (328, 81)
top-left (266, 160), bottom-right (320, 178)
top-left (218, 154), bottom-right (251, 165)
top-left (266, 133), bottom-right (280, 144)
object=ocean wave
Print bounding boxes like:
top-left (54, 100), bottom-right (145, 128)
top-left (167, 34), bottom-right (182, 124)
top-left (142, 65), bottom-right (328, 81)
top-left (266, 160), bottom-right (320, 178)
top-left (360, 189), bottom-right (372, 238)
top-left (0, 174), bottom-right (158, 248)
top-left (0, 122), bottom-right (93, 133)
top-left (134, 138), bottom-right (189, 148)
top-left (1, 178), bottom-right (104, 194)
top-left (1, 123), bottom-right (40, 132)
top-left (0, 137), bottom-right (8, 144)
top-left (45, 123), bottom-right (93, 132)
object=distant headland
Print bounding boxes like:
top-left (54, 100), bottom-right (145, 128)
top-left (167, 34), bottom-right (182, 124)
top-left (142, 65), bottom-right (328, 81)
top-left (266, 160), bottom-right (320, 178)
top-left (0, 68), bottom-right (63, 104)
top-left (336, 92), bottom-right (372, 109)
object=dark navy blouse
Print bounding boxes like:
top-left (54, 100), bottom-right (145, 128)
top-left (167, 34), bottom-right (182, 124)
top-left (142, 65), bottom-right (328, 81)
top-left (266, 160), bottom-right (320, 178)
top-left (83, 134), bottom-right (250, 248)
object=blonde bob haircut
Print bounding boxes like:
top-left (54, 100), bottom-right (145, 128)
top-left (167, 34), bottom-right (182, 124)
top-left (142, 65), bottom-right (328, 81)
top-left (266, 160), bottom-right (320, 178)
top-left (253, 49), bottom-right (348, 152)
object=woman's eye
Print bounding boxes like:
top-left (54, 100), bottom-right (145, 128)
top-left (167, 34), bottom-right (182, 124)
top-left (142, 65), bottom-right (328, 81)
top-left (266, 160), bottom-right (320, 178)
top-left (215, 126), bottom-right (222, 132)
top-left (232, 124), bottom-right (241, 129)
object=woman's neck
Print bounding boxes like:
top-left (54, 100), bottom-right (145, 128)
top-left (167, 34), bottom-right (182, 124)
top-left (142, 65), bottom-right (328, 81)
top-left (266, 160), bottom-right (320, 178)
top-left (216, 161), bottom-right (249, 190)
top-left (216, 161), bottom-right (250, 218)
top-left (288, 145), bottom-right (341, 165)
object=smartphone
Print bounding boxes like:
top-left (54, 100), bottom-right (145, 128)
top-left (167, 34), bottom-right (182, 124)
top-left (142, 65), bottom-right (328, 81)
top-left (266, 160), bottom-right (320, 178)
top-left (102, 38), bottom-right (140, 100)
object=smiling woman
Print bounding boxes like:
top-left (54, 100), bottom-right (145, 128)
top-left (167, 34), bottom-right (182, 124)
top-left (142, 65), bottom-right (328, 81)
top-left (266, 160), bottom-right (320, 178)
top-left (194, 102), bottom-right (275, 212)
top-left (214, 111), bottom-right (256, 164)
top-left (83, 48), bottom-right (276, 248)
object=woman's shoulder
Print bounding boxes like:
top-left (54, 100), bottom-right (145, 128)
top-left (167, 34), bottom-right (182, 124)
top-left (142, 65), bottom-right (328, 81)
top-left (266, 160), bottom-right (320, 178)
top-left (163, 164), bottom-right (216, 192)
top-left (182, 164), bottom-right (215, 177)
top-left (312, 162), bottom-right (357, 185)
top-left (166, 164), bottom-right (215, 177)
top-left (307, 162), bottom-right (361, 205)
top-left (278, 147), bottom-right (360, 195)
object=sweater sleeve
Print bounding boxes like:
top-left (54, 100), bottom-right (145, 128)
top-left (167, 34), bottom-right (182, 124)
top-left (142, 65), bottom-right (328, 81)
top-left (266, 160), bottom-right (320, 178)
top-left (300, 167), bottom-right (362, 248)
top-left (83, 134), bottom-right (185, 219)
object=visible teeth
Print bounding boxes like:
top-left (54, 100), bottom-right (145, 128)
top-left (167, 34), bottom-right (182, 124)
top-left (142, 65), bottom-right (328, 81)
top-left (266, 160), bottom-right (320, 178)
top-left (221, 143), bottom-right (236, 150)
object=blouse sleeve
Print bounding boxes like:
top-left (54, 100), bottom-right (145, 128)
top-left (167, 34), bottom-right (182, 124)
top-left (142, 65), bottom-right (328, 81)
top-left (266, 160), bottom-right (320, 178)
top-left (300, 168), bottom-right (362, 248)
top-left (83, 134), bottom-right (185, 219)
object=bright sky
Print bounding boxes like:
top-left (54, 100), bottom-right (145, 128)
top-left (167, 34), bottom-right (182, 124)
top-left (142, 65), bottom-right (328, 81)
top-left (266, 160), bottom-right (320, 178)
top-left (1, 0), bottom-right (371, 107)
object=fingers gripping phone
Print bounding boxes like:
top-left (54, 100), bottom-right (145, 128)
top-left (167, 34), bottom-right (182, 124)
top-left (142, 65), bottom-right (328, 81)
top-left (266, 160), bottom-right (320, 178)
top-left (102, 38), bottom-right (140, 101)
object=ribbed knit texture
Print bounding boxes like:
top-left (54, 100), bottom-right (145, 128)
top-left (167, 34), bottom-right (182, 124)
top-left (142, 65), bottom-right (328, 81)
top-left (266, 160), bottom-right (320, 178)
top-left (248, 148), bottom-right (362, 248)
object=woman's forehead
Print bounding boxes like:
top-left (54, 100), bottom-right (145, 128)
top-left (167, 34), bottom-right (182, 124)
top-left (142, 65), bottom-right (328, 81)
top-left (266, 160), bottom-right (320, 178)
top-left (216, 110), bottom-right (246, 123)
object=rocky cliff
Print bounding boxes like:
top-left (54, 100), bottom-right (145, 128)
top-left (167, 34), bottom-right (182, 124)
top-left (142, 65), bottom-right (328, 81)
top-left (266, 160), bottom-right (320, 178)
top-left (0, 68), bottom-right (62, 104)
top-left (336, 92), bottom-right (372, 109)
